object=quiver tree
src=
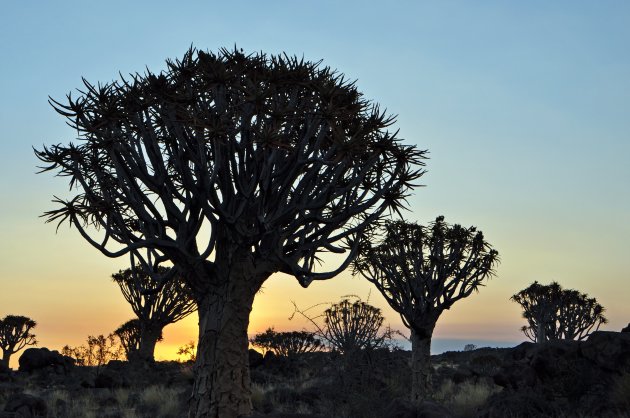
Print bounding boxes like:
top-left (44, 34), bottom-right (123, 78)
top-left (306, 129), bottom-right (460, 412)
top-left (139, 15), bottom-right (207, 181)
top-left (114, 318), bottom-right (163, 360)
top-left (35, 47), bottom-right (425, 418)
top-left (112, 265), bottom-right (194, 362)
top-left (353, 217), bottom-right (499, 403)
top-left (323, 298), bottom-right (387, 353)
top-left (511, 281), bottom-right (607, 342)
top-left (250, 328), bottom-right (322, 357)
top-left (291, 297), bottom-right (389, 354)
top-left (0, 315), bottom-right (37, 368)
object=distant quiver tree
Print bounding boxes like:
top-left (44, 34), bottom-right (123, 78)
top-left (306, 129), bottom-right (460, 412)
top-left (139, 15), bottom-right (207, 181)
top-left (511, 281), bottom-right (607, 342)
top-left (322, 298), bottom-right (387, 353)
top-left (250, 328), bottom-right (322, 357)
top-left (35, 47), bottom-right (425, 418)
top-left (0, 315), bottom-right (37, 368)
top-left (291, 297), bottom-right (390, 354)
top-left (353, 217), bottom-right (499, 404)
top-left (113, 318), bottom-right (163, 361)
top-left (112, 265), bottom-right (195, 362)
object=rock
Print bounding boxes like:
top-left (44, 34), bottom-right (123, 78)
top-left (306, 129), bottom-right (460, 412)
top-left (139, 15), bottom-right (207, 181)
top-left (417, 400), bottom-right (453, 418)
top-left (94, 369), bottom-right (124, 388)
top-left (249, 348), bottom-right (264, 368)
top-left (263, 350), bottom-right (277, 363)
top-left (622, 323), bottom-right (630, 333)
top-left (18, 347), bottom-right (74, 372)
top-left (3, 393), bottom-right (47, 417)
top-left (479, 390), bottom-right (561, 418)
top-left (581, 331), bottom-right (630, 372)
top-left (493, 363), bottom-right (537, 389)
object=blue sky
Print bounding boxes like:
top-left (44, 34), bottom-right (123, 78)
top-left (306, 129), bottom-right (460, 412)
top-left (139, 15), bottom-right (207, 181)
top-left (1, 1), bottom-right (629, 360)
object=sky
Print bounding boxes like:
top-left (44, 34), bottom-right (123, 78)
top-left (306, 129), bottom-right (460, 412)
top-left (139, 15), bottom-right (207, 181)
top-left (1, 1), bottom-right (629, 367)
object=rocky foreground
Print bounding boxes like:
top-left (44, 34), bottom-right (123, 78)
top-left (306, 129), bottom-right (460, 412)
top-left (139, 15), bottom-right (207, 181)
top-left (1, 331), bottom-right (630, 418)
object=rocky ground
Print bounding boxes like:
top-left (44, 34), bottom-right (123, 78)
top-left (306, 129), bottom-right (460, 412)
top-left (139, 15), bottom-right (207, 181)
top-left (1, 331), bottom-right (630, 417)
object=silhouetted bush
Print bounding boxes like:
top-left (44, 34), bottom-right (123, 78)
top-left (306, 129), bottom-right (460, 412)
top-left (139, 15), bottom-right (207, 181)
top-left (250, 328), bottom-right (322, 357)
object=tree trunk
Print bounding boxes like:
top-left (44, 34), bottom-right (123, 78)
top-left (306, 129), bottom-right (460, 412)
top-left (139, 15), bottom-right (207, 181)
top-left (136, 326), bottom-right (161, 363)
top-left (0, 351), bottom-right (10, 368)
top-left (410, 325), bottom-right (435, 404)
top-left (188, 259), bottom-right (269, 418)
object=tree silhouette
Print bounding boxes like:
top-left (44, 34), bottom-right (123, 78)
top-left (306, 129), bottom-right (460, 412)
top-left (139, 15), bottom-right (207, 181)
top-left (112, 265), bottom-right (194, 362)
top-left (61, 333), bottom-right (123, 369)
top-left (291, 297), bottom-right (390, 354)
top-left (353, 217), bottom-right (499, 403)
top-left (0, 315), bottom-right (37, 368)
top-left (113, 318), bottom-right (164, 360)
top-left (250, 328), bottom-right (322, 357)
top-left (323, 298), bottom-right (387, 353)
top-left (511, 281), bottom-right (607, 342)
top-left (35, 47), bottom-right (425, 418)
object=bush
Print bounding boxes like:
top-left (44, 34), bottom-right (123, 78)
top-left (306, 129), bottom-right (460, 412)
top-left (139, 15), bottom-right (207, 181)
top-left (250, 328), bottom-right (322, 357)
top-left (61, 334), bottom-right (123, 368)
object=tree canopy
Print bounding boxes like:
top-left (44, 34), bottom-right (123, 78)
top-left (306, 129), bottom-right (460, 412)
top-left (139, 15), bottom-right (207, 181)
top-left (35, 47), bottom-right (426, 292)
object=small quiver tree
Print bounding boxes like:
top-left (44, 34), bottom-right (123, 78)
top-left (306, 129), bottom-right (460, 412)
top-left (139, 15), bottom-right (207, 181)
top-left (112, 265), bottom-right (195, 362)
top-left (114, 319), bottom-right (163, 360)
top-left (0, 315), bottom-right (37, 368)
top-left (291, 297), bottom-right (389, 354)
top-left (511, 281), bottom-right (607, 342)
top-left (250, 328), bottom-right (322, 357)
top-left (35, 47), bottom-right (425, 418)
top-left (353, 217), bottom-right (499, 404)
top-left (323, 298), bottom-right (387, 354)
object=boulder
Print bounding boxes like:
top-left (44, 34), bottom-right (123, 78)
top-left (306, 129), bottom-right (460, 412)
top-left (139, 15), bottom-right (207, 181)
top-left (581, 331), bottom-right (630, 372)
top-left (3, 393), bottom-right (47, 418)
top-left (18, 347), bottom-right (74, 372)
top-left (479, 390), bottom-right (562, 418)
top-left (94, 369), bottom-right (125, 388)
top-left (249, 348), bottom-right (264, 368)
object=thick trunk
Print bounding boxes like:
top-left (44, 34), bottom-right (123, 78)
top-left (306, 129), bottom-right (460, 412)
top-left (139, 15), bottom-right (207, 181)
top-left (0, 351), bottom-right (10, 368)
top-left (410, 325), bottom-right (434, 404)
top-left (188, 259), bottom-right (268, 418)
top-left (135, 326), bottom-right (161, 362)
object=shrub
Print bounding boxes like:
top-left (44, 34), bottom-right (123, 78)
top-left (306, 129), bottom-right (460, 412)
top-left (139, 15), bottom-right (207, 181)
top-left (61, 334), bottom-right (123, 368)
top-left (250, 328), bottom-right (322, 357)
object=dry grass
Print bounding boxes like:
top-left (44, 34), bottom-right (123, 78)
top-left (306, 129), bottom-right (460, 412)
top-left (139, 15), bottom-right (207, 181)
top-left (140, 385), bottom-right (183, 418)
top-left (434, 380), bottom-right (500, 417)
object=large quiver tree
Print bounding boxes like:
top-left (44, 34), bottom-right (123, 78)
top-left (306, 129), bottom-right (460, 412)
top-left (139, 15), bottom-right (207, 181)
top-left (35, 47), bottom-right (425, 418)
top-left (353, 217), bottom-right (499, 404)
top-left (112, 265), bottom-right (195, 362)
top-left (0, 315), bottom-right (37, 368)
top-left (511, 281), bottom-right (607, 342)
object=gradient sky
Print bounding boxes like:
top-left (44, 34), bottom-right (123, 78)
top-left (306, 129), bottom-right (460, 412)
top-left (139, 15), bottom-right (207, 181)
top-left (1, 1), bottom-right (629, 367)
